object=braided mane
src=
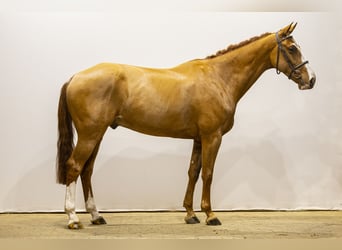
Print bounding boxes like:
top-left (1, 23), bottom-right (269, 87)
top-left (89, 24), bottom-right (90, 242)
top-left (206, 32), bottom-right (272, 59)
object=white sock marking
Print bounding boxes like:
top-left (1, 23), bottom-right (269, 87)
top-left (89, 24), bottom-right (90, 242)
top-left (65, 181), bottom-right (79, 224)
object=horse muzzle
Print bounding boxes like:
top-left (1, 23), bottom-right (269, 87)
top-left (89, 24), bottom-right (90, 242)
top-left (298, 75), bottom-right (316, 90)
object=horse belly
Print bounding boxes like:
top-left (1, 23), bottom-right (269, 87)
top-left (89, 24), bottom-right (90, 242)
top-left (116, 102), bottom-right (197, 139)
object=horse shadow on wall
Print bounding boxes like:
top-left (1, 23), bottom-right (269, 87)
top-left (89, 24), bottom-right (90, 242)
top-left (90, 135), bottom-right (295, 211)
top-left (4, 155), bottom-right (64, 211)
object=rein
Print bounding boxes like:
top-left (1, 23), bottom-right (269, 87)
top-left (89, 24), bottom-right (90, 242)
top-left (275, 32), bottom-right (308, 79)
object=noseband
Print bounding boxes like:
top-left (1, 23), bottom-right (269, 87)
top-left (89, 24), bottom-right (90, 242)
top-left (275, 32), bottom-right (309, 79)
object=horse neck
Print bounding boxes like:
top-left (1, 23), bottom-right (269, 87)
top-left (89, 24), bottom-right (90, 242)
top-left (209, 33), bottom-right (276, 103)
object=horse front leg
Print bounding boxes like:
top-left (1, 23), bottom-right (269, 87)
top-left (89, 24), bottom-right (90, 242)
top-left (201, 133), bottom-right (222, 225)
top-left (183, 140), bottom-right (202, 224)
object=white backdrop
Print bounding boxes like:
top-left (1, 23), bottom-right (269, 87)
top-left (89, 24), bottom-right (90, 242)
top-left (0, 10), bottom-right (341, 212)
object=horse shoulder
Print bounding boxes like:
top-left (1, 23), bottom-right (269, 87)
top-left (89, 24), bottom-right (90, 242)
top-left (188, 76), bottom-right (236, 135)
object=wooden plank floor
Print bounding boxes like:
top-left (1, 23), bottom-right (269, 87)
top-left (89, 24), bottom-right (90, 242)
top-left (1, 211), bottom-right (342, 239)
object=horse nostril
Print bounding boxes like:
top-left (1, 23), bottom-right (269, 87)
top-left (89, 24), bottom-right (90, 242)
top-left (310, 77), bottom-right (316, 87)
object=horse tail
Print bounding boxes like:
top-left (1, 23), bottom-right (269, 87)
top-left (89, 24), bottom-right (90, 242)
top-left (56, 81), bottom-right (74, 185)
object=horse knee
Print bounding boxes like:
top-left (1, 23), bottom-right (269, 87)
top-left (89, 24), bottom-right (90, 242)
top-left (188, 169), bottom-right (199, 181)
top-left (188, 162), bottom-right (201, 180)
top-left (201, 171), bottom-right (213, 184)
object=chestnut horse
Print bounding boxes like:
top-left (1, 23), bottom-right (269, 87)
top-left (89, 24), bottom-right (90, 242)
top-left (57, 23), bottom-right (316, 229)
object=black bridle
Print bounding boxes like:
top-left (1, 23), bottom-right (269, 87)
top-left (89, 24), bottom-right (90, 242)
top-left (275, 32), bottom-right (309, 80)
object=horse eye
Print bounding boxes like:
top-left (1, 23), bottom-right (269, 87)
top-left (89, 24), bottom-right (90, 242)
top-left (288, 45), bottom-right (297, 53)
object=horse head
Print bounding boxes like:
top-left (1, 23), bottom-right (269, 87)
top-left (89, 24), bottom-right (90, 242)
top-left (271, 22), bottom-right (316, 90)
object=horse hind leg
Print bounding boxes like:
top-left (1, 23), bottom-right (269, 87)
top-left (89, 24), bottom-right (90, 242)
top-left (81, 141), bottom-right (107, 225)
top-left (65, 134), bottom-right (104, 229)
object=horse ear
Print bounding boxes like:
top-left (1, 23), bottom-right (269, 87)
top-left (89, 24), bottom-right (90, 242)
top-left (279, 22), bottom-right (297, 37)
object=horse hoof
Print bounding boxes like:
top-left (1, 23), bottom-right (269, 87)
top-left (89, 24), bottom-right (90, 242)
top-left (68, 222), bottom-right (84, 229)
top-left (206, 217), bottom-right (222, 226)
top-left (92, 216), bottom-right (107, 225)
top-left (185, 216), bottom-right (201, 224)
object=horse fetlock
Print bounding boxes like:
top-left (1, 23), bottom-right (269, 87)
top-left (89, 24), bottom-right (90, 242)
top-left (183, 200), bottom-right (192, 210)
top-left (201, 201), bottom-right (211, 212)
top-left (64, 204), bottom-right (75, 214)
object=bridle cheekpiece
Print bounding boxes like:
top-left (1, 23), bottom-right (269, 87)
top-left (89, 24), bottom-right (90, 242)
top-left (275, 32), bottom-right (309, 80)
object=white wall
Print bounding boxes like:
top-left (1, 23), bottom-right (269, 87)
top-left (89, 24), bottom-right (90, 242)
top-left (0, 10), bottom-right (341, 212)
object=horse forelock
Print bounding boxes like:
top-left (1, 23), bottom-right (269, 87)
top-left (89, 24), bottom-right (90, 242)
top-left (205, 32), bottom-right (272, 59)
